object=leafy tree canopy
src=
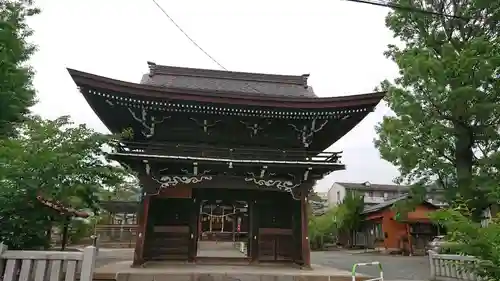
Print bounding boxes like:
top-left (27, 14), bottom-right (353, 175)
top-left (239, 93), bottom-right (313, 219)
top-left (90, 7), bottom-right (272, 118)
top-left (432, 207), bottom-right (500, 280)
top-left (0, 0), bottom-right (39, 137)
top-left (375, 0), bottom-right (500, 217)
top-left (0, 116), bottom-right (128, 249)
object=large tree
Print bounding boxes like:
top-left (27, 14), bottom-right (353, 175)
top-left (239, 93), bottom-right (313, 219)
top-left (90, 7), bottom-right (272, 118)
top-left (0, 116), bottom-right (127, 249)
top-left (375, 0), bottom-right (500, 218)
top-left (0, 0), bottom-right (39, 137)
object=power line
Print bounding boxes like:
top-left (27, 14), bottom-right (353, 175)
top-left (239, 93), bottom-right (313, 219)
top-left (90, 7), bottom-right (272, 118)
top-left (151, 0), bottom-right (227, 70)
top-left (344, 0), bottom-right (471, 20)
top-left (150, 0), bottom-right (266, 95)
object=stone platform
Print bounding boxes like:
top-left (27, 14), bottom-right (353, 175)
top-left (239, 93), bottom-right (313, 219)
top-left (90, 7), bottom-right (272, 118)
top-left (94, 261), bottom-right (371, 281)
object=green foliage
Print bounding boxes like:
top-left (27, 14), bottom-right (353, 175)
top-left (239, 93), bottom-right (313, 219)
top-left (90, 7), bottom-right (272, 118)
top-left (309, 191), bottom-right (364, 249)
top-left (0, 116), bottom-right (128, 249)
top-left (335, 191), bottom-right (364, 234)
top-left (431, 208), bottom-right (500, 281)
top-left (309, 207), bottom-right (338, 250)
top-left (375, 0), bottom-right (500, 218)
top-left (100, 179), bottom-right (141, 202)
top-left (67, 219), bottom-right (94, 245)
top-left (0, 1), bottom-right (40, 137)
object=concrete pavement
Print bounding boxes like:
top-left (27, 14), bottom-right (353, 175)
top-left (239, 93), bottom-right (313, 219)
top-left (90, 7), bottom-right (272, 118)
top-left (93, 248), bottom-right (431, 281)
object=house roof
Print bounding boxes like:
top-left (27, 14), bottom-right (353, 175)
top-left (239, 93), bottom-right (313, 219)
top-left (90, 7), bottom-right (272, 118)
top-left (361, 194), bottom-right (440, 215)
top-left (141, 62), bottom-right (317, 98)
top-left (36, 196), bottom-right (89, 218)
top-left (336, 182), bottom-right (410, 192)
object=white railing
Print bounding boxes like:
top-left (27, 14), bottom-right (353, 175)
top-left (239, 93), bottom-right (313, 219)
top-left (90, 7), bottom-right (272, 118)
top-left (429, 251), bottom-right (479, 281)
top-left (0, 243), bottom-right (97, 281)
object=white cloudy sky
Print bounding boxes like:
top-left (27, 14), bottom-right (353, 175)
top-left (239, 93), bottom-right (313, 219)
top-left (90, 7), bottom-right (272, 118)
top-left (28, 0), bottom-right (400, 192)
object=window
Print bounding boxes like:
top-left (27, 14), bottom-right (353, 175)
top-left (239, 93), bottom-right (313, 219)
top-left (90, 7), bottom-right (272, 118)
top-left (337, 191), bottom-right (341, 203)
top-left (383, 192), bottom-right (388, 199)
top-left (368, 191), bottom-right (374, 197)
top-left (374, 223), bottom-right (384, 239)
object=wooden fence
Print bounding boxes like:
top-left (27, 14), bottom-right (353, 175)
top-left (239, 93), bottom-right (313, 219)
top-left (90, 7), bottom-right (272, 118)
top-left (429, 251), bottom-right (479, 281)
top-left (0, 243), bottom-right (97, 281)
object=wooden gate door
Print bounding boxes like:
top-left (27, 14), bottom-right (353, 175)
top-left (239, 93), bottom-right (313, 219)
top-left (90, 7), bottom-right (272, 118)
top-left (144, 197), bottom-right (193, 261)
top-left (257, 193), bottom-right (294, 262)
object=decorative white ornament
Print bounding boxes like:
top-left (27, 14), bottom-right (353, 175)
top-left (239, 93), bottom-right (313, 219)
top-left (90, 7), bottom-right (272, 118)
top-left (158, 175), bottom-right (213, 188)
top-left (244, 172), bottom-right (301, 200)
top-left (288, 119), bottom-right (329, 147)
top-left (128, 106), bottom-right (170, 138)
top-left (190, 118), bottom-right (221, 135)
top-left (151, 169), bottom-right (212, 188)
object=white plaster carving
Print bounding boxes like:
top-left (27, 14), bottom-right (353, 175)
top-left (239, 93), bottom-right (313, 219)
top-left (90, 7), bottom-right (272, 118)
top-left (240, 121), bottom-right (263, 137)
top-left (244, 172), bottom-right (301, 200)
top-left (157, 175), bottom-right (213, 188)
top-left (190, 118), bottom-right (221, 135)
top-left (151, 169), bottom-right (212, 188)
top-left (288, 119), bottom-right (329, 147)
top-left (128, 106), bottom-right (170, 138)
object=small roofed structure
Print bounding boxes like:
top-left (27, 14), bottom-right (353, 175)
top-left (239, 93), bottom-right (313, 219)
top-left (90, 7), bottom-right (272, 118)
top-left (356, 195), bottom-right (442, 255)
top-left (36, 196), bottom-right (89, 250)
top-left (96, 201), bottom-right (139, 248)
top-left (36, 196), bottom-right (89, 218)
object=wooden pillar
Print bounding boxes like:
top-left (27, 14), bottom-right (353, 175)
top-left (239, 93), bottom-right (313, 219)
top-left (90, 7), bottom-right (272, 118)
top-left (299, 188), bottom-right (311, 268)
top-left (132, 194), bottom-right (151, 267)
top-left (249, 199), bottom-right (259, 263)
top-left (60, 215), bottom-right (71, 251)
top-left (188, 197), bottom-right (199, 262)
top-left (406, 223), bottom-right (413, 256)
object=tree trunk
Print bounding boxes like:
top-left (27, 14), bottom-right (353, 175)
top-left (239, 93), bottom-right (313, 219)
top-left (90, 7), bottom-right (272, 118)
top-left (454, 123), bottom-right (477, 219)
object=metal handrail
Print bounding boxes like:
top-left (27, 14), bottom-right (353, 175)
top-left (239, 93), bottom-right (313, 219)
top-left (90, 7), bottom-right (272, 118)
top-left (351, 261), bottom-right (383, 281)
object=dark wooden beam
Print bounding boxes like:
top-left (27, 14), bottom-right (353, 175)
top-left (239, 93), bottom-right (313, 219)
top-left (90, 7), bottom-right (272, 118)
top-left (132, 193), bottom-right (150, 267)
top-left (249, 199), bottom-right (259, 263)
top-left (300, 186), bottom-right (311, 268)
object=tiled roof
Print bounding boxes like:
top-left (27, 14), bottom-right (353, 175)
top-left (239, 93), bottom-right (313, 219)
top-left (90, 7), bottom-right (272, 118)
top-left (336, 182), bottom-right (410, 192)
top-left (140, 62), bottom-right (317, 98)
top-left (361, 194), bottom-right (440, 214)
top-left (36, 196), bottom-right (89, 218)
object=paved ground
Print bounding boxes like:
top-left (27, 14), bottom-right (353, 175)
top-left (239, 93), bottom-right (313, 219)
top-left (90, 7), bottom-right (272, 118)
top-left (93, 248), bottom-right (430, 281)
top-left (197, 241), bottom-right (246, 258)
top-left (312, 251), bottom-right (430, 281)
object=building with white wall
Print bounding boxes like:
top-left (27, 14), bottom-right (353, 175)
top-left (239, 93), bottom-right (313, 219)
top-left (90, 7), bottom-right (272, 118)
top-left (327, 181), bottom-right (409, 206)
top-left (327, 181), bottom-right (446, 207)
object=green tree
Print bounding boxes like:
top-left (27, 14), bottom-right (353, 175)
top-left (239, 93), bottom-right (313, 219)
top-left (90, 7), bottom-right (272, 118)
top-left (432, 207), bottom-right (500, 280)
top-left (0, 116), bottom-right (127, 249)
top-left (100, 179), bottom-right (141, 202)
top-left (309, 207), bottom-right (338, 250)
top-left (335, 191), bottom-right (364, 246)
top-left (375, 0), bottom-right (500, 219)
top-left (0, 0), bottom-right (40, 137)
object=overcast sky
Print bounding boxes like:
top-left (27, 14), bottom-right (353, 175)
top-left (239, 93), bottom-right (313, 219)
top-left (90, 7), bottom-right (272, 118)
top-left (28, 0), bottom-right (400, 192)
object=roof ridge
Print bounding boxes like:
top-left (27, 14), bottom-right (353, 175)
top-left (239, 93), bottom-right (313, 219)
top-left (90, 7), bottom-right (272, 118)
top-left (146, 61), bottom-right (309, 87)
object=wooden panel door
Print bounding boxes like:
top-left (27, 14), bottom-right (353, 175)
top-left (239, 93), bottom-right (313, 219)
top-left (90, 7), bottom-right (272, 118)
top-left (257, 193), bottom-right (294, 261)
top-left (144, 197), bottom-right (193, 261)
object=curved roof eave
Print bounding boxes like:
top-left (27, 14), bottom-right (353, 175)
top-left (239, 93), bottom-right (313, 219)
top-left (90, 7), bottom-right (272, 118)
top-left (67, 68), bottom-right (386, 109)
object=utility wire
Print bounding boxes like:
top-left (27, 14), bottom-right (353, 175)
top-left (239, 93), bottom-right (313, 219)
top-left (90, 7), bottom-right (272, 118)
top-left (150, 0), bottom-right (266, 94)
top-left (344, 0), bottom-right (471, 20)
top-left (151, 0), bottom-right (227, 70)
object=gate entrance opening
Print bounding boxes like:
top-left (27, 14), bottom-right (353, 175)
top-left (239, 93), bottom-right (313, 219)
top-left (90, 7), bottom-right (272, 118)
top-left (197, 200), bottom-right (249, 258)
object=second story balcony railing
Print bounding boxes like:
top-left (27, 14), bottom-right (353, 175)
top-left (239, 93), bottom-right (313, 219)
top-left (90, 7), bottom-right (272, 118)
top-left (113, 141), bottom-right (342, 164)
